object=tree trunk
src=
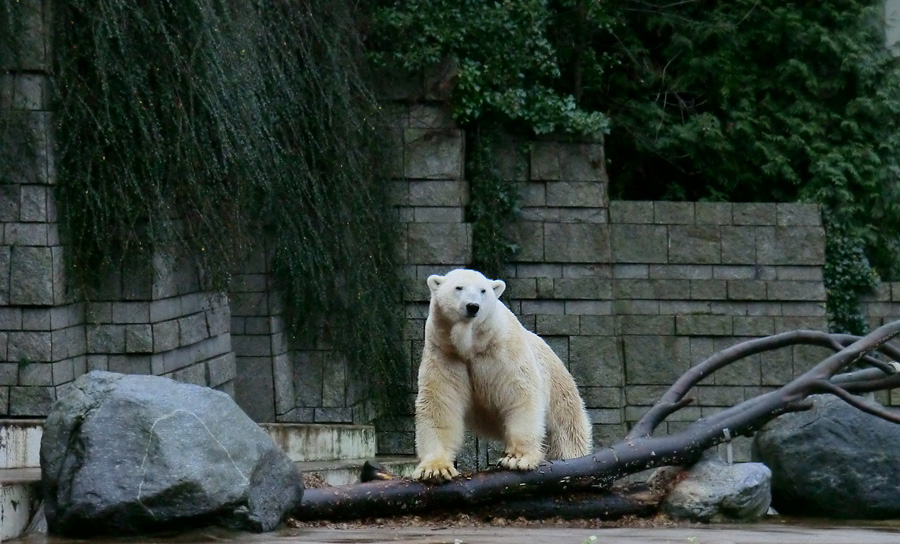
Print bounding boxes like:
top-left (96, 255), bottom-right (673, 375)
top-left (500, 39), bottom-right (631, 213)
top-left (295, 320), bottom-right (900, 521)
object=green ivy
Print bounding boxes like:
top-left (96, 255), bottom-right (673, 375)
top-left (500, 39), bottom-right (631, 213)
top-left (368, 0), bottom-right (610, 276)
top-left (1, 0), bottom-right (408, 418)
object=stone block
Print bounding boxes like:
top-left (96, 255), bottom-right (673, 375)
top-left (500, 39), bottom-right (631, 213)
top-left (561, 264), bottom-right (611, 278)
top-left (0, 363), bottom-right (17, 385)
top-left (8, 331), bottom-right (51, 362)
top-left (564, 300), bottom-right (613, 315)
top-left (776, 203), bottom-right (820, 226)
top-left (609, 201), bottom-right (654, 224)
top-left (111, 301), bottom-right (150, 324)
top-left (4, 1), bottom-right (50, 71)
top-left (408, 180), bottom-right (468, 207)
top-left (767, 281), bottom-right (826, 301)
top-left (19, 362), bottom-right (51, 385)
top-left (650, 265), bottom-right (713, 280)
top-left (404, 128), bottom-right (464, 180)
top-left (19, 185), bottom-right (47, 222)
top-left (612, 300), bottom-right (660, 315)
top-left (414, 206), bottom-right (464, 223)
top-left (625, 385), bottom-right (671, 406)
top-left (579, 315), bottom-right (615, 335)
top-left (695, 202), bottom-right (733, 225)
top-left (617, 315), bottom-right (675, 335)
top-left (781, 302), bottom-right (826, 316)
top-left (713, 265), bottom-right (761, 280)
top-left (587, 408), bottom-right (623, 425)
top-left (624, 335), bottom-right (691, 385)
top-left (546, 181), bottom-right (606, 208)
top-left (569, 336), bottom-right (623, 387)
top-left (660, 300), bottom-right (712, 315)
top-left (757, 227), bottom-right (825, 266)
top-left (170, 363), bottom-right (206, 386)
top-left (535, 314), bottom-right (580, 336)
top-left (614, 279), bottom-right (691, 300)
top-left (697, 386), bottom-right (745, 406)
top-left (559, 208), bottom-right (608, 223)
top-left (580, 386), bottom-right (623, 408)
top-left (720, 226), bottom-right (757, 264)
top-left (151, 320), bottom-right (178, 352)
top-left (86, 324), bottom-right (126, 353)
top-left (559, 142), bottom-right (606, 182)
top-left (505, 221), bottom-right (544, 262)
top-left (669, 225), bottom-right (721, 264)
top-left (728, 280), bottom-right (767, 300)
top-left (776, 266), bottom-right (823, 281)
top-left (207, 353), bottom-right (236, 387)
top-left (52, 360), bottom-right (75, 385)
top-left (691, 280), bottom-right (727, 300)
top-left (314, 407), bottom-right (353, 423)
top-left (543, 223), bottom-right (611, 262)
top-left (613, 264), bottom-right (649, 279)
top-left (530, 141), bottom-right (559, 181)
top-left (9, 386), bottom-right (53, 416)
top-left (758, 346), bottom-right (793, 387)
top-left (733, 203), bottom-right (776, 225)
top-left (733, 316), bottom-right (776, 336)
top-left (125, 324), bottom-right (153, 353)
top-left (553, 278), bottom-right (612, 299)
top-left (407, 222), bottom-right (471, 264)
top-left (0, 245), bottom-right (9, 305)
top-left (9, 246), bottom-right (53, 305)
top-left (178, 313), bottom-right (209, 346)
top-left (21, 308), bottom-right (50, 331)
top-left (610, 224), bottom-right (667, 263)
top-left (654, 202), bottom-right (694, 224)
top-left (0, 333), bottom-right (6, 360)
top-left (5, 222), bottom-right (48, 245)
top-left (206, 307), bottom-right (230, 337)
top-left (108, 355), bottom-right (152, 375)
top-left (676, 315), bottom-right (733, 336)
top-left (775, 316), bottom-right (828, 334)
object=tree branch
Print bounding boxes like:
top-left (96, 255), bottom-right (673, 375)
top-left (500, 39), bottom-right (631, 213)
top-left (294, 322), bottom-right (900, 522)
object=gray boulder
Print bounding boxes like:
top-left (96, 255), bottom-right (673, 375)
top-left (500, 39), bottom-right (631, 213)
top-left (652, 451), bottom-right (771, 523)
top-left (752, 394), bottom-right (900, 519)
top-left (41, 371), bottom-right (304, 536)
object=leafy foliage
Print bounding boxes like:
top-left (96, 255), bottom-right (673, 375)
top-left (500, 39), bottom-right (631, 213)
top-left (369, 0), bottom-right (609, 137)
top-left (371, 0), bottom-right (900, 330)
top-left (588, 1), bottom-right (900, 329)
top-left (1, 0), bottom-right (408, 417)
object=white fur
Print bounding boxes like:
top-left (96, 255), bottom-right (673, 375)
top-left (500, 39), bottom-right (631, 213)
top-left (412, 269), bottom-right (593, 482)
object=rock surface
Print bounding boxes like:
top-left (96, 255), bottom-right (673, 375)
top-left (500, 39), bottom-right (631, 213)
top-left (41, 371), bottom-right (304, 536)
top-left (752, 394), bottom-right (900, 519)
top-left (652, 452), bottom-right (771, 523)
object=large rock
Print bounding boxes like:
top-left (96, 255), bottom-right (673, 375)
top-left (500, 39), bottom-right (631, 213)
top-left (652, 451), bottom-right (771, 523)
top-left (752, 394), bottom-right (900, 519)
top-left (41, 371), bottom-right (304, 536)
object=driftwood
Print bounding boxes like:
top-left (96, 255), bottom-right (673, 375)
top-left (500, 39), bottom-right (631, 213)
top-left (295, 320), bottom-right (900, 521)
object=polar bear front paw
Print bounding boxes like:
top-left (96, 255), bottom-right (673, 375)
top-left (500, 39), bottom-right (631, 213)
top-left (498, 450), bottom-right (542, 471)
top-left (412, 458), bottom-right (459, 482)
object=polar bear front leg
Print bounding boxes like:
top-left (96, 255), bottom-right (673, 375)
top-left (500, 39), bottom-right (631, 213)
top-left (412, 357), bottom-right (470, 482)
top-left (498, 398), bottom-right (547, 471)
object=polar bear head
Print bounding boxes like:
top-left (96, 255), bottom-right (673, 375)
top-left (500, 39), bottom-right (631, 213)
top-left (427, 269), bottom-right (506, 322)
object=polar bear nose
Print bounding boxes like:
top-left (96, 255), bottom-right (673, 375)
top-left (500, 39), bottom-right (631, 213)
top-left (465, 303), bottom-right (480, 317)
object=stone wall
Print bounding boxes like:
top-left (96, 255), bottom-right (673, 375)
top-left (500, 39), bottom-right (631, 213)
top-left (380, 103), bottom-right (900, 467)
top-left (0, 1), bottom-right (234, 417)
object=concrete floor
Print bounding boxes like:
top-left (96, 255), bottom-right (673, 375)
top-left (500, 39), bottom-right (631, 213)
top-left (12, 522), bottom-right (900, 544)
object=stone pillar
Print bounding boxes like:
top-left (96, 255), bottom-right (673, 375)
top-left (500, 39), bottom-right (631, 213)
top-left (0, 0), bottom-right (88, 416)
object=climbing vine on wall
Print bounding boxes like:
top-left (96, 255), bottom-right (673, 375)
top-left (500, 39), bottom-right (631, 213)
top-left (1, 0), bottom-right (408, 416)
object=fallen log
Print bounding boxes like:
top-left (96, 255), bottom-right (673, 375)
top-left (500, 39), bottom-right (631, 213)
top-left (295, 320), bottom-right (900, 521)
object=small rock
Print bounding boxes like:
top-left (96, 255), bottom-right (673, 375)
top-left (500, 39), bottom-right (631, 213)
top-left (654, 451), bottom-right (772, 523)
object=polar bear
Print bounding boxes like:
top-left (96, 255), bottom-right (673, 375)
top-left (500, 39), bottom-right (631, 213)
top-left (412, 268), bottom-right (593, 482)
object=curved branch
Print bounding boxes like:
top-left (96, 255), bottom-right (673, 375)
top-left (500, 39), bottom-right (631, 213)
top-left (628, 330), bottom-right (843, 439)
top-left (814, 380), bottom-right (900, 424)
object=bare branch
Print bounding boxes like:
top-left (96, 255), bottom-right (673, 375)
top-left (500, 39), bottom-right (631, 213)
top-left (814, 380), bottom-right (900, 425)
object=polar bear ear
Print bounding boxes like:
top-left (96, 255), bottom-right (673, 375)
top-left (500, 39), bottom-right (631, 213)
top-left (427, 274), bottom-right (444, 293)
top-left (491, 279), bottom-right (506, 298)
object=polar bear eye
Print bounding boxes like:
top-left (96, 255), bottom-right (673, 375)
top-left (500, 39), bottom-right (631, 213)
top-left (481, 289), bottom-right (486, 294)
top-left (455, 286), bottom-right (463, 291)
